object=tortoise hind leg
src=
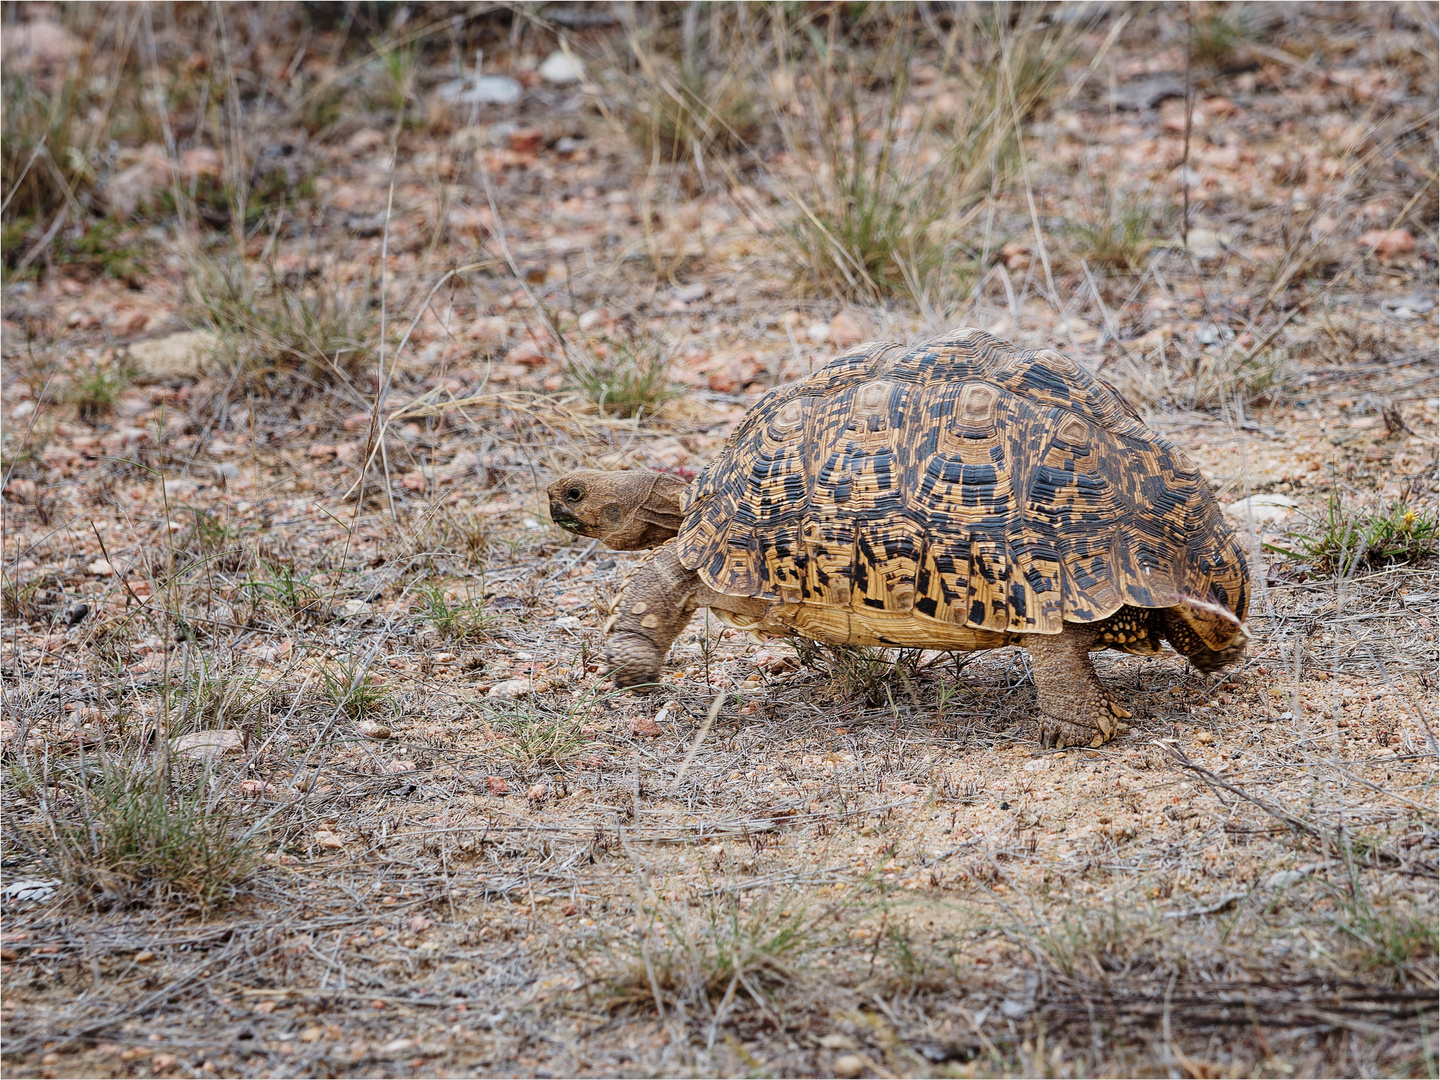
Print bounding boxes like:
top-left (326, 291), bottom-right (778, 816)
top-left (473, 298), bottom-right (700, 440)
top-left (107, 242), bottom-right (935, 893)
top-left (1025, 623), bottom-right (1129, 749)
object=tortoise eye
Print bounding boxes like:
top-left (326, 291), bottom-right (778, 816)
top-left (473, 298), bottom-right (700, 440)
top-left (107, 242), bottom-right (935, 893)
top-left (565, 487), bottom-right (583, 503)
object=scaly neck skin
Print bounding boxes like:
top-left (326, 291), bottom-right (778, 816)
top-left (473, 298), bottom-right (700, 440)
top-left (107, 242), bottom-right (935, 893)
top-left (638, 470), bottom-right (688, 541)
top-left (602, 470), bottom-right (688, 550)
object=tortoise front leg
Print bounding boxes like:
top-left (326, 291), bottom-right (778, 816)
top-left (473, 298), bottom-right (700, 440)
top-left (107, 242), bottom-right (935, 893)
top-left (605, 539), bottom-right (720, 688)
top-left (1025, 622), bottom-right (1130, 749)
top-left (604, 540), bottom-right (771, 688)
top-left (604, 541), bottom-right (700, 688)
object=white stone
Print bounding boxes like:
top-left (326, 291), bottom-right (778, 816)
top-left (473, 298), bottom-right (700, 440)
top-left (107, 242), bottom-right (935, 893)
top-left (538, 50), bottom-right (584, 85)
top-left (1224, 493), bottom-right (1298, 524)
top-left (1183, 228), bottom-right (1229, 258)
top-left (464, 76), bottom-right (522, 105)
top-left (1, 878), bottom-right (59, 904)
top-left (127, 331), bottom-right (220, 383)
top-left (172, 728), bottom-right (244, 760)
top-left (487, 678), bottom-right (534, 699)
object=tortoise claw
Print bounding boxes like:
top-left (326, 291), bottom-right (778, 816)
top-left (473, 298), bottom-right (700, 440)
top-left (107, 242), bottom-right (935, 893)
top-left (1038, 716), bottom-right (1114, 749)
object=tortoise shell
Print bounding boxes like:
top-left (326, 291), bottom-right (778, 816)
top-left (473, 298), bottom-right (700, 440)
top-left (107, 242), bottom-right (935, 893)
top-left (675, 328), bottom-right (1249, 650)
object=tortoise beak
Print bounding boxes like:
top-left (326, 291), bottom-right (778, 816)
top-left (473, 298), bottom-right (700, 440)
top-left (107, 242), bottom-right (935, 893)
top-left (548, 500), bottom-right (588, 535)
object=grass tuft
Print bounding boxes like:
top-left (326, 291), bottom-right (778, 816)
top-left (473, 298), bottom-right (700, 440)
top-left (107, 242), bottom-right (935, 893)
top-left (791, 640), bottom-right (927, 709)
top-left (485, 694), bottom-right (596, 773)
top-left (628, 55), bottom-right (758, 173)
top-left (367, 36), bottom-right (420, 118)
top-left (318, 656), bottom-right (392, 720)
top-left (65, 366), bottom-right (131, 423)
top-left (1069, 184), bottom-right (1160, 271)
top-left (418, 582), bottom-right (493, 641)
top-left (1118, 339), bottom-right (1287, 413)
top-left (1189, 4), bottom-right (1257, 71)
top-left (1273, 495), bottom-right (1439, 577)
top-left (594, 883), bottom-right (822, 1018)
top-left (1328, 884), bottom-right (1439, 984)
top-left (164, 651), bottom-right (275, 741)
top-left (9, 747), bottom-right (259, 912)
top-left (188, 254), bottom-right (381, 390)
top-left (238, 560), bottom-right (323, 624)
top-left (776, 6), bottom-right (1075, 300)
top-left (564, 334), bottom-right (675, 418)
top-left (0, 52), bottom-right (97, 265)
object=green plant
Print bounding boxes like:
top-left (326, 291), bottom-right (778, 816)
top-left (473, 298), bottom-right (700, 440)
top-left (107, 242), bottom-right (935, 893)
top-left (1116, 338), bottom-right (1286, 412)
top-left (564, 335), bottom-right (675, 419)
top-left (629, 55), bottom-right (758, 172)
top-left (367, 37), bottom-right (419, 117)
top-left (774, 6), bottom-right (1074, 299)
top-left (10, 747), bottom-right (260, 912)
top-left (423, 507), bottom-right (491, 566)
top-left (296, 80), bottom-right (351, 136)
top-left (1270, 495), bottom-right (1439, 577)
top-left (10, 219), bottom-right (151, 284)
top-left (612, 3), bottom-right (762, 190)
top-left (1070, 184), bottom-right (1159, 270)
top-left (791, 641), bottom-right (926, 708)
top-left (486, 695), bottom-right (594, 772)
top-left (1034, 897), bottom-right (1175, 978)
top-left (418, 582), bottom-right (492, 640)
top-left (781, 39), bottom-right (941, 298)
top-left (173, 507), bottom-right (246, 574)
top-left (63, 219), bottom-right (147, 281)
top-left (593, 881), bottom-right (823, 1025)
top-left (0, 571), bottom-right (50, 623)
top-left (165, 165), bottom-right (317, 232)
top-left (188, 254), bottom-right (380, 388)
top-left (0, 11), bottom-right (162, 274)
top-left (1, 60), bottom-right (97, 255)
top-left (1329, 890), bottom-right (1439, 984)
top-left (164, 651), bottom-right (274, 739)
top-left (318, 656), bottom-right (391, 719)
top-left (66, 366), bottom-right (130, 422)
top-left (1189, 4), bottom-right (1256, 71)
top-left (238, 561), bottom-right (323, 621)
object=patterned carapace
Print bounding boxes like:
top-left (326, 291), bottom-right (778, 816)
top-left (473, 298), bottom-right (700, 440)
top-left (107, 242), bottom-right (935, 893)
top-left (675, 328), bottom-right (1249, 647)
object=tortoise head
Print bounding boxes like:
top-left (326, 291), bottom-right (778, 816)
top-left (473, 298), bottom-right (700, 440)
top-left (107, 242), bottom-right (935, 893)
top-left (547, 469), bottom-right (689, 551)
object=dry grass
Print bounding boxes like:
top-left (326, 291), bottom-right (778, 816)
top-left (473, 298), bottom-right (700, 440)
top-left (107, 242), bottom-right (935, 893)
top-left (770, 4), bottom-right (1080, 302)
top-left (1, 4), bottom-right (1436, 1078)
top-left (7, 742), bottom-right (261, 914)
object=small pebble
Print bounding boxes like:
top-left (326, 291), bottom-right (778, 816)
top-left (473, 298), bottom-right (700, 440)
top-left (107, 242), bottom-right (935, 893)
top-left (488, 678), bottom-right (535, 699)
top-left (538, 50), bottom-right (584, 85)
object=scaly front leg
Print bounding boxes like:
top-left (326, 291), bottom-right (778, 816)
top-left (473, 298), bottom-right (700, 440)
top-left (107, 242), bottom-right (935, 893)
top-left (1025, 622), bottom-right (1131, 749)
top-left (604, 540), bottom-right (704, 688)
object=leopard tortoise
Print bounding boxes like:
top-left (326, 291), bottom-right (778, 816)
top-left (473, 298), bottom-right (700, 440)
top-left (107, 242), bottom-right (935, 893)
top-left (548, 328), bottom-right (1250, 749)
